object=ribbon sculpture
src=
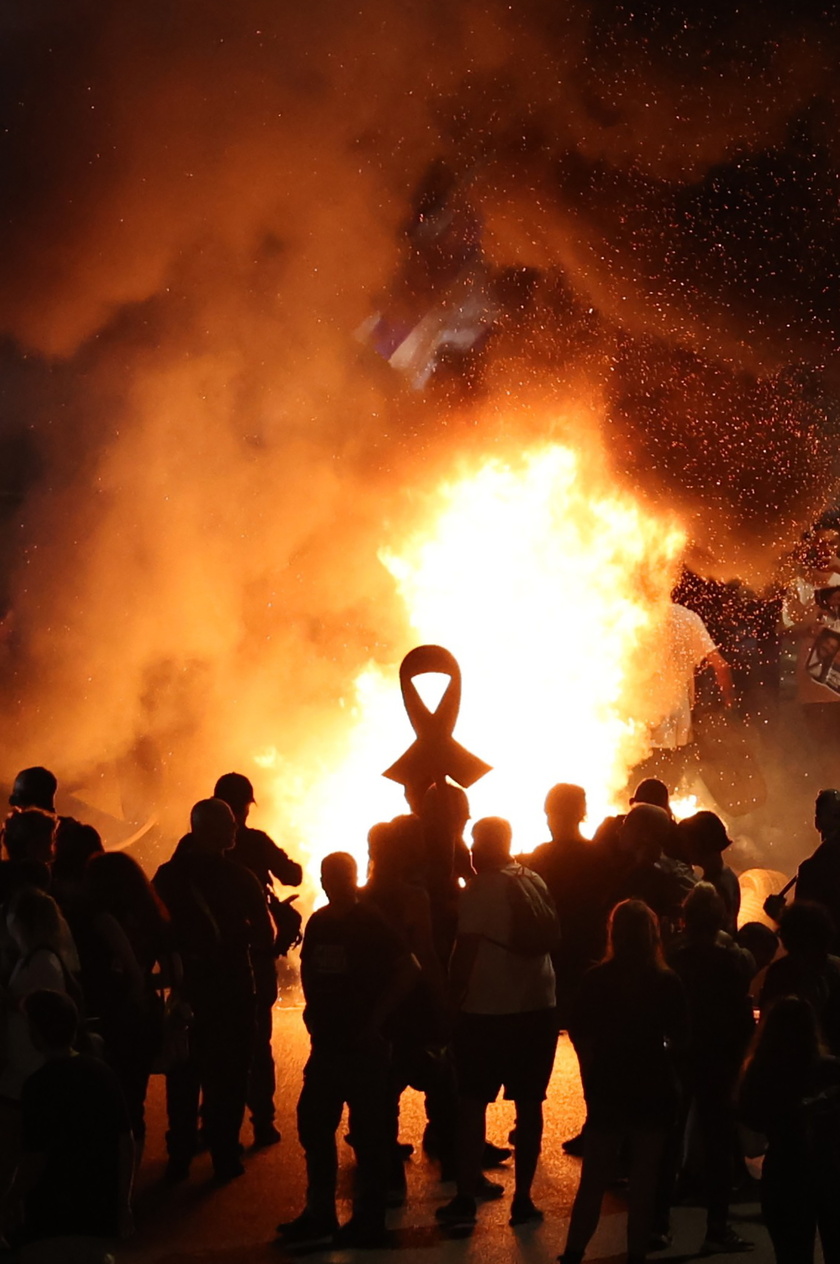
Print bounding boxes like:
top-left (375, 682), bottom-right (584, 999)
top-left (383, 645), bottom-right (491, 809)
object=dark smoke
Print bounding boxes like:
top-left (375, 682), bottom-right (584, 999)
top-left (0, 0), bottom-right (837, 828)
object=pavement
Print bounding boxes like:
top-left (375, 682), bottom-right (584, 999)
top-left (120, 1006), bottom-right (802, 1264)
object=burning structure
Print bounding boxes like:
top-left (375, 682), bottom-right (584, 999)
top-left (0, 1), bottom-right (838, 881)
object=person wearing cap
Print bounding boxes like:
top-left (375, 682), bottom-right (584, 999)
top-left (213, 772), bottom-right (302, 1148)
top-left (677, 811), bottom-right (740, 935)
top-left (9, 767), bottom-right (58, 814)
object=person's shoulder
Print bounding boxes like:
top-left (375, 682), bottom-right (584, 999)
top-left (658, 963), bottom-right (684, 990)
top-left (25, 1052), bottom-right (119, 1096)
top-left (672, 602), bottom-right (705, 627)
top-left (240, 826), bottom-right (275, 852)
top-left (529, 841), bottom-right (554, 868)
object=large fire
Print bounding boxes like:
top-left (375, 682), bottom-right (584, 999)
top-left (258, 440), bottom-right (685, 887)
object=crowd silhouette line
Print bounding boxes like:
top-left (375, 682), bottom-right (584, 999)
top-left (0, 763), bottom-right (838, 1264)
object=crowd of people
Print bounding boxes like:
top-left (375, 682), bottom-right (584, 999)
top-left (1, 763), bottom-right (839, 1264)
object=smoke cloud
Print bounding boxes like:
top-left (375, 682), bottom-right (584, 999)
top-left (0, 0), bottom-right (836, 838)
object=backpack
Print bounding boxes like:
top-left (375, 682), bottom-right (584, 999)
top-left (490, 865), bottom-right (560, 957)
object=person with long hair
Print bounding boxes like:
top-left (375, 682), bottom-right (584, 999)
top-left (739, 996), bottom-right (840, 1263)
top-left (85, 850), bottom-right (177, 1158)
top-left (558, 899), bottom-right (688, 1264)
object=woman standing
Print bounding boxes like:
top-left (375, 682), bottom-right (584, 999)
top-left (558, 899), bottom-right (688, 1264)
top-left (739, 996), bottom-right (840, 1263)
top-left (85, 851), bottom-right (177, 1158)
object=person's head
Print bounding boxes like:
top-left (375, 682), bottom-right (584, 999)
top-left (606, 898), bottom-right (664, 969)
top-left (22, 989), bottom-right (78, 1056)
top-left (683, 881), bottom-right (726, 940)
top-left (544, 783), bottom-right (587, 840)
top-left (86, 850), bottom-right (168, 928)
top-left (189, 798), bottom-right (236, 854)
top-left (736, 921), bottom-right (779, 974)
top-left (816, 631), bottom-right (840, 663)
top-left (619, 803), bottom-right (673, 865)
top-left (320, 852), bottom-right (358, 908)
top-left (9, 767), bottom-right (57, 813)
top-left (470, 816), bottom-right (512, 872)
top-left (778, 900), bottom-right (834, 961)
top-left (630, 778), bottom-right (671, 813)
top-left (3, 807), bottom-right (56, 865)
top-left (420, 782), bottom-right (470, 838)
top-left (52, 818), bottom-right (103, 885)
top-left (816, 587), bottom-right (840, 618)
top-left (367, 815), bottom-right (423, 884)
top-left (677, 810), bottom-right (731, 865)
top-left (7, 886), bottom-right (64, 955)
top-left (815, 789), bottom-right (840, 842)
top-left (213, 772), bottom-right (255, 825)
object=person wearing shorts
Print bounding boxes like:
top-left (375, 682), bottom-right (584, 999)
top-left (437, 816), bottom-right (557, 1230)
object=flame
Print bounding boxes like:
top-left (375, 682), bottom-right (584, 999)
top-left (264, 441), bottom-right (685, 890)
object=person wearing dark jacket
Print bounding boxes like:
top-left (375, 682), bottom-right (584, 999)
top-left (739, 996), bottom-right (840, 1263)
top-left (278, 851), bottom-right (420, 1250)
top-left (795, 789), bottom-right (840, 952)
top-left (213, 772), bottom-right (302, 1147)
top-left (668, 883), bottom-right (755, 1254)
top-left (559, 899), bottom-right (688, 1264)
top-left (153, 798), bottom-right (274, 1182)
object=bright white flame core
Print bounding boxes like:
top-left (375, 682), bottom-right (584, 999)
top-left (267, 443), bottom-right (685, 885)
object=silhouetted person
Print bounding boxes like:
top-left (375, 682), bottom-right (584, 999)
top-left (760, 901), bottom-right (840, 1053)
top-left (667, 884), bottom-right (755, 1254)
top-left (0, 887), bottom-right (82, 1108)
top-left (419, 782), bottom-right (473, 964)
top-left (213, 772), bottom-right (302, 1147)
top-left (635, 601), bottom-right (734, 790)
top-left (5, 990), bottom-right (133, 1258)
top-left (362, 815), bottom-right (455, 1184)
top-left (736, 921), bottom-right (780, 1001)
top-left (590, 781), bottom-right (688, 927)
top-left (529, 784), bottom-right (598, 1022)
top-left (613, 804), bottom-right (687, 932)
top-left (739, 997), bottom-right (840, 1264)
top-left (795, 789), bottom-right (840, 950)
top-left (50, 819), bottom-right (104, 915)
top-left (559, 900), bottom-right (688, 1264)
top-left (86, 851), bottom-right (176, 1162)
top-left (278, 852), bottom-right (419, 1249)
top-left (154, 798), bottom-right (273, 1182)
top-left (678, 810), bottom-right (740, 933)
top-left (9, 767), bottom-right (57, 814)
top-left (593, 779), bottom-right (673, 852)
top-left (438, 817), bottom-right (557, 1230)
top-left (0, 808), bottom-right (55, 902)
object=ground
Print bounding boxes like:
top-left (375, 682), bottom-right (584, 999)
top-left (119, 1002), bottom-right (809, 1264)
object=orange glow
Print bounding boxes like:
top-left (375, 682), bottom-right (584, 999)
top-left (264, 442), bottom-right (685, 887)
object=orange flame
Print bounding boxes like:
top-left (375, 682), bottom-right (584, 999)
top-left (262, 442), bottom-right (685, 889)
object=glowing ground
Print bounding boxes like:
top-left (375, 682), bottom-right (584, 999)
top-left (121, 1004), bottom-right (801, 1264)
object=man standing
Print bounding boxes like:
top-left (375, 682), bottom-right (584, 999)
top-left (529, 784), bottom-right (595, 1022)
top-left (278, 852), bottom-right (419, 1249)
top-left (439, 817), bottom-right (558, 1230)
top-left (795, 790), bottom-right (840, 950)
top-left (154, 798), bottom-right (274, 1182)
top-left (213, 772), bottom-right (302, 1146)
top-left (640, 602), bottom-right (734, 790)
